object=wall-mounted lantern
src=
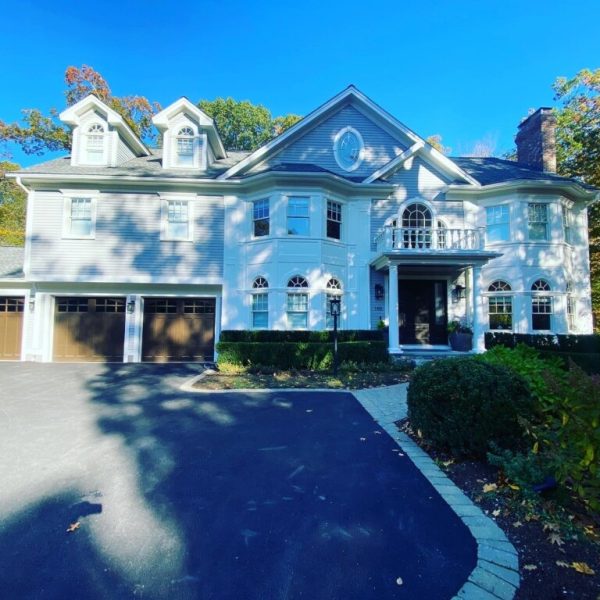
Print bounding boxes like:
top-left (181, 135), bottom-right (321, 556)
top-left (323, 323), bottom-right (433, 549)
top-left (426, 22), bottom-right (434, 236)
top-left (126, 299), bottom-right (136, 314)
top-left (451, 285), bottom-right (466, 304)
top-left (28, 296), bottom-right (35, 312)
top-left (374, 283), bottom-right (385, 301)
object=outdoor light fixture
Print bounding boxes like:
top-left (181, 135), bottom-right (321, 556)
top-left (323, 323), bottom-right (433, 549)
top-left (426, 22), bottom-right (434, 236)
top-left (374, 283), bottom-right (384, 301)
top-left (329, 296), bottom-right (341, 376)
top-left (28, 296), bottom-right (35, 312)
top-left (126, 299), bottom-right (136, 314)
top-left (452, 284), bottom-right (466, 303)
top-left (329, 296), bottom-right (341, 316)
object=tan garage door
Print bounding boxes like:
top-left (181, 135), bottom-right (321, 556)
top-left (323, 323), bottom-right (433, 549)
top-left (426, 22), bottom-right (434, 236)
top-left (142, 297), bottom-right (215, 362)
top-left (53, 297), bottom-right (125, 362)
top-left (0, 297), bottom-right (24, 360)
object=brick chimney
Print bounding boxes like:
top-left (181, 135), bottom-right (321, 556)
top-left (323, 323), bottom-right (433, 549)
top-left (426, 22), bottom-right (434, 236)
top-left (515, 108), bottom-right (557, 173)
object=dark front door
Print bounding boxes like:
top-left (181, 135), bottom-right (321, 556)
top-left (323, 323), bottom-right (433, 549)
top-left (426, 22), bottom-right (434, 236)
top-left (398, 280), bottom-right (447, 345)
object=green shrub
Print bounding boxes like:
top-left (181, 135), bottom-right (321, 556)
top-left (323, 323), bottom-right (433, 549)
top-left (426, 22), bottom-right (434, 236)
top-left (479, 344), bottom-right (566, 410)
top-left (219, 329), bottom-right (385, 343)
top-left (407, 357), bottom-right (534, 458)
top-left (216, 341), bottom-right (388, 371)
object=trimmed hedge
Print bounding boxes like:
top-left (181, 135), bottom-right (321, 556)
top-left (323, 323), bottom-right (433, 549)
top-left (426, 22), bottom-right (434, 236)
top-left (485, 332), bottom-right (600, 374)
top-left (407, 357), bottom-right (534, 458)
top-left (216, 341), bottom-right (389, 370)
top-left (219, 329), bottom-right (385, 343)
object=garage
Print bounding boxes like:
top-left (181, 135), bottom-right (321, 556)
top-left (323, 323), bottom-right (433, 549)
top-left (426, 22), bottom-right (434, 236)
top-left (142, 297), bottom-right (215, 362)
top-left (53, 297), bottom-right (125, 362)
top-left (0, 297), bottom-right (24, 360)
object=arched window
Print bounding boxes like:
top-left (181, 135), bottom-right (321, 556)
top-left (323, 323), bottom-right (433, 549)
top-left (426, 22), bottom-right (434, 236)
top-left (325, 278), bottom-right (343, 329)
top-left (251, 277), bottom-right (268, 328)
top-left (531, 279), bottom-right (552, 330)
top-left (287, 276), bottom-right (309, 328)
top-left (86, 123), bottom-right (105, 164)
top-left (487, 280), bottom-right (512, 330)
top-left (176, 126), bottom-right (195, 166)
top-left (401, 203), bottom-right (433, 248)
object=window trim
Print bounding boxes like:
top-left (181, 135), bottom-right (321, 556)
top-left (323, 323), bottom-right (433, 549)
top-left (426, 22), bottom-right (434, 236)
top-left (527, 202), bottom-right (549, 242)
top-left (326, 199), bottom-right (343, 241)
top-left (286, 275), bottom-right (310, 329)
top-left (83, 123), bottom-right (106, 166)
top-left (252, 198), bottom-right (270, 238)
top-left (485, 204), bottom-right (510, 244)
top-left (160, 198), bottom-right (194, 242)
top-left (61, 193), bottom-right (98, 240)
top-left (561, 205), bottom-right (573, 245)
top-left (333, 126), bottom-right (364, 172)
top-left (175, 126), bottom-right (196, 168)
top-left (286, 196), bottom-right (310, 236)
top-left (531, 278), bottom-right (553, 331)
top-left (325, 277), bottom-right (343, 329)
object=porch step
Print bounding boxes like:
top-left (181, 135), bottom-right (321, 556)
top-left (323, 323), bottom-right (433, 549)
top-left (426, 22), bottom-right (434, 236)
top-left (395, 346), bottom-right (474, 365)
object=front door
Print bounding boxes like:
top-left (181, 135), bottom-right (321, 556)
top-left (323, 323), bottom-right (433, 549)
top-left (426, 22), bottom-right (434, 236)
top-left (398, 280), bottom-right (447, 345)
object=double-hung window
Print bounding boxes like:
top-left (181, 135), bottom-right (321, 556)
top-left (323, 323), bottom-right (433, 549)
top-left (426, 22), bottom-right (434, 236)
top-left (85, 124), bottom-right (105, 165)
top-left (253, 199), bottom-right (269, 237)
top-left (531, 279), bottom-right (552, 330)
top-left (326, 200), bottom-right (342, 240)
top-left (486, 205), bottom-right (510, 243)
top-left (65, 197), bottom-right (95, 238)
top-left (287, 197), bottom-right (309, 235)
top-left (562, 206), bottom-right (572, 244)
top-left (528, 203), bottom-right (548, 241)
top-left (287, 276), bottom-right (309, 329)
top-left (176, 127), bottom-right (195, 167)
top-left (251, 277), bottom-right (269, 328)
top-left (165, 200), bottom-right (191, 240)
top-left (487, 280), bottom-right (512, 330)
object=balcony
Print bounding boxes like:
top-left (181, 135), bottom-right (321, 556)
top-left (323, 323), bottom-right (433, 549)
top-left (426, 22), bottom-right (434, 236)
top-left (375, 226), bottom-right (485, 253)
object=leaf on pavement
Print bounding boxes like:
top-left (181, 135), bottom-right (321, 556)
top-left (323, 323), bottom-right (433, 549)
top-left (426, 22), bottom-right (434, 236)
top-left (571, 562), bottom-right (595, 575)
top-left (66, 522), bottom-right (80, 533)
top-left (522, 564), bottom-right (538, 571)
top-left (512, 521), bottom-right (523, 528)
top-left (548, 532), bottom-right (564, 546)
top-left (482, 483), bottom-right (498, 493)
top-left (492, 509), bottom-right (501, 517)
top-left (556, 560), bottom-right (570, 568)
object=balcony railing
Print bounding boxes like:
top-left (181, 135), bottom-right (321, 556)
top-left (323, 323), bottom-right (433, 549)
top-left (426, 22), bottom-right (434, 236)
top-left (375, 227), bottom-right (484, 253)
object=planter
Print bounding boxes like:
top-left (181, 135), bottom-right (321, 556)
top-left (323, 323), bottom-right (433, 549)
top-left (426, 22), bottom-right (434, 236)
top-left (449, 332), bottom-right (473, 352)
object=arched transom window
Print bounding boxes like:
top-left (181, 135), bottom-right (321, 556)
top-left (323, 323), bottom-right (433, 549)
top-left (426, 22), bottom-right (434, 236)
top-left (401, 203), bottom-right (433, 248)
top-left (288, 275), bottom-right (308, 288)
top-left (488, 280), bottom-right (512, 330)
top-left (531, 279), bottom-right (552, 330)
top-left (176, 126), bottom-right (195, 166)
top-left (86, 123), bottom-right (105, 164)
top-left (253, 276), bottom-right (269, 289)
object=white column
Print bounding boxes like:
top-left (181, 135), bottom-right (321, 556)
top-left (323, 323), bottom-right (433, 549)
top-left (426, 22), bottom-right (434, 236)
top-left (471, 265), bottom-right (485, 352)
top-left (388, 264), bottom-right (401, 354)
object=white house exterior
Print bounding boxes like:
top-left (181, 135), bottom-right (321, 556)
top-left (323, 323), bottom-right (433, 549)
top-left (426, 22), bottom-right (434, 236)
top-left (1, 86), bottom-right (597, 362)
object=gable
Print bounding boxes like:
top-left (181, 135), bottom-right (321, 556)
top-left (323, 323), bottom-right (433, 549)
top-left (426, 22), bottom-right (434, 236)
top-left (247, 104), bottom-right (408, 179)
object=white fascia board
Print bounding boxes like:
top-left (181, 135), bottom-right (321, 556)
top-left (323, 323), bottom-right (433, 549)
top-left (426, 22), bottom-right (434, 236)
top-left (363, 141), bottom-right (424, 183)
top-left (153, 97), bottom-right (226, 158)
top-left (59, 94), bottom-right (149, 157)
top-left (26, 275), bottom-right (225, 285)
top-left (446, 180), bottom-right (599, 203)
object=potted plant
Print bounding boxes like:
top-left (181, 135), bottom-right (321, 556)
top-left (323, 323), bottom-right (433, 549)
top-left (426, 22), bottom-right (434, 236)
top-left (447, 320), bottom-right (473, 351)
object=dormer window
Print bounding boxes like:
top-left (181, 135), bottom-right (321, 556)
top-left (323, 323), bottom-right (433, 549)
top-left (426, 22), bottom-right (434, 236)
top-left (176, 126), bottom-right (195, 167)
top-left (85, 123), bottom-right (105, 165)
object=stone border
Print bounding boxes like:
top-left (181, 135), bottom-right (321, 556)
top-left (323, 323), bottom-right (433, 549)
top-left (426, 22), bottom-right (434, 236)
top-left (356, 396), bottom-right (520, 600)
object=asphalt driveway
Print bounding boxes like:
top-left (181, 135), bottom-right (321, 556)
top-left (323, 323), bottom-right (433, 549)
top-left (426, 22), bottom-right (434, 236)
top-left (0, 363), bottom-right (476, 599)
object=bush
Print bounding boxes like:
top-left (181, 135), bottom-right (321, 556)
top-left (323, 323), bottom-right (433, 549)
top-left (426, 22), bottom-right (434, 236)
top-left (485, 332), bottom-right (600, 374)
top-left (219, 329), bottom-right (385, 343)
top-left (216, 341), bottom-right (389, 371)
top-left (407, 357), bottom-right (534, 458)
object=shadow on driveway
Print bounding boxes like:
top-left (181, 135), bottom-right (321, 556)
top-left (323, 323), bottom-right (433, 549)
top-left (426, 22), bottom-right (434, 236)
top-left (0, 363), bottom-right (475, 599)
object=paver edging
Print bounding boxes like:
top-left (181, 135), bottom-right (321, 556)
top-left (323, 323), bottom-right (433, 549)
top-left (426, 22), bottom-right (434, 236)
top-left (352, 390), bottom-right (520, 600)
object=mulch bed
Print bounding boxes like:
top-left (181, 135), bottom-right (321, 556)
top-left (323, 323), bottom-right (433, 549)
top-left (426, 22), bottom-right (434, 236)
top-left (397, 420), bottom-right (600, 600)
top-left (194, 369), bottom-right (410, 390)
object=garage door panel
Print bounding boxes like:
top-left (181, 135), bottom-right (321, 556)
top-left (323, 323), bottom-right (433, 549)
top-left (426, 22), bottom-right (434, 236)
top-left (53, 297), bottom-right (125, 362)
top-left (0, 297), bottom-right (24, 360)
top-left (142, 298), bottom-right (215, 362)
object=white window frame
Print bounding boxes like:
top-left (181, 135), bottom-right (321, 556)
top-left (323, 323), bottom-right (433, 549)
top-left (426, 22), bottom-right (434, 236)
top-left (61, 193), bottom-right (98, 239)
top-left (287, 196), bottom-right (310, 236)
top-left (252, 198), bottom-right (270, 238)
top-left (333, 126), bottom-right (364, 172)
top-left (84, 123), bottom-right (106, 165)
top-left (326, 200), bottom-right (342, 241)
top-left (528, 203), bottom-right (549, 241)
top-left (251, 276), bottom-right (269, 329)
top-left (531, 279), bottom-right (553, 331)
top-left (160, 198), bottom-right (194, 242)
top-left (487, 281), bottom-right (513, 331)
top-left (562, 205), bottom-right (573, 244)
top-left (485, 205), bottom-right (510, 243)
top-left (325, 277), bottom-right (343, 329)
top-left (286, 275), bottom-right (309, 329)
top-left (175, 126), bottom-right (195, 167)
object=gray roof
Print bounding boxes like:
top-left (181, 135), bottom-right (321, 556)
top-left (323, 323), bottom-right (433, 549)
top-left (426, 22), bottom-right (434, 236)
top-left (0, 246), bottom-right (25, 279)
top-left (240, 162), bottom-right (368, 183)
top-left (451, 157), bottom-right (596, 189)
top-left (19, 149), bottom-right (252, 180)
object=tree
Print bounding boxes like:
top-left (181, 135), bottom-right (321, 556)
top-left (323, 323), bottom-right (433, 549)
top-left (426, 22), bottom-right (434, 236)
top-left (0, 65), bottom-right (161, 157)
top-left (0, 161), bottom-right (26, 246)
top-left (552, 68), bottom-right (600, 330)
top-left (198, 97), bottom-right (301, 151)
top-left (425, 134), bottom-right (451, 155)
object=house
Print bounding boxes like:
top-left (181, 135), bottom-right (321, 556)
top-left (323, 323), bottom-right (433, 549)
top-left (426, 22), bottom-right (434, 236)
top-left (2, 86), bottom-right (597, 362)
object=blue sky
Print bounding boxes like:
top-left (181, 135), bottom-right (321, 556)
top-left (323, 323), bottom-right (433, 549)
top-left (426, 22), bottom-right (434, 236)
top-left (1, 0), bottom-right (598, 166)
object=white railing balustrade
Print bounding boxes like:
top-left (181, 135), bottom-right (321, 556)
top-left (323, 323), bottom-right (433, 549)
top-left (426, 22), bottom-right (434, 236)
top-left (375, 227), bottom-right (484, 252)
